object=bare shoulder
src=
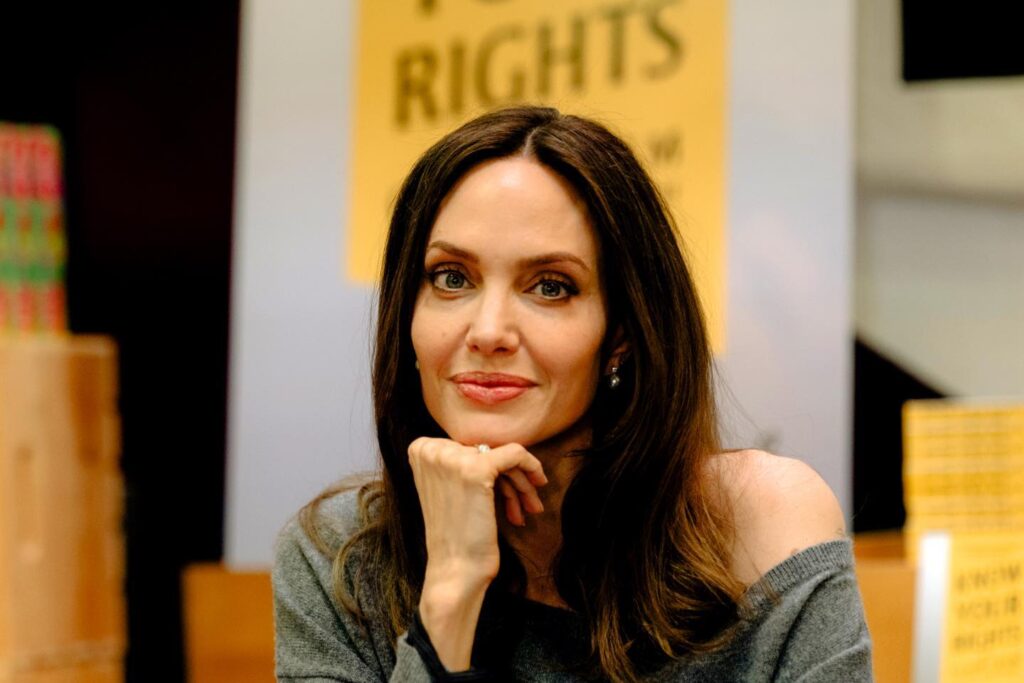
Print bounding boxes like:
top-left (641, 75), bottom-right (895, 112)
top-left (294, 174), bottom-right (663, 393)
top-left (708, 449), bottom-right (847, 586)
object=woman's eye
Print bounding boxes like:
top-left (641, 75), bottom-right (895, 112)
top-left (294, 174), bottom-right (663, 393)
top-left (429, 269), bottom-right (471, 291)
top-left (531, 279), bottom-right (577, 300)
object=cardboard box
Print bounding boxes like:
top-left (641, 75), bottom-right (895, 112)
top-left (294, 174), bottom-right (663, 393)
top-left (0, 660), bottom-right (121, 683)
top-left (854, 531), bottom-right (915, 683)
top-left (0, 337), bottom-right (124, 680)
top-left (182, 563), bottom-right (275, 683)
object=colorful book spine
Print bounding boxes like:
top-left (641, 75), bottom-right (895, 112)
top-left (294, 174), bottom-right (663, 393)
top-left (0, 123), bottom-right (67, 333)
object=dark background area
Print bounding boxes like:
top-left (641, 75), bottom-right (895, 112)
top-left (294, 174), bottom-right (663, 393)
top-left (4, 4), bottom-right (239, 681)
top-left (851, 340), bottom-right (944, 532)
top-left (903, 0), bottom-right (1024, 81)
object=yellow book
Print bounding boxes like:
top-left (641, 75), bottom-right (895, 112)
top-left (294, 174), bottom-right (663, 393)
top-left (903, 399), bottom-right (1024, 554)
top-left (914, 531), bottom-right (1024, 683)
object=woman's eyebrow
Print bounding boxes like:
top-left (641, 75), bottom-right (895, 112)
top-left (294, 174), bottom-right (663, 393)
top-left (426, 240), bottom-right (476, 262)
top-left (518, 253), bottom-right (590, 273)
top-left (426, 241), bottom-right (590, 273)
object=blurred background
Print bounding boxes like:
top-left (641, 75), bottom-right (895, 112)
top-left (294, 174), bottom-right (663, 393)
top-left (1, 0), bottom-right (1021, 682)
top-left (3, 3), bottom-right (237, 682)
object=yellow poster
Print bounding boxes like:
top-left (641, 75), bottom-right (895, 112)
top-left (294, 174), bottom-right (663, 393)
top-left (348, 0), bottom-right (728, 349)
top-left (939, 532), bottom-right (1024, 682)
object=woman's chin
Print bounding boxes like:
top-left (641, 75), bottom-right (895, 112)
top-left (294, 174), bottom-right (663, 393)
top-left (444, 423), bottom-right (539, 449)
top-left (439, 414), bottom-right (591, 451)
top-left (458, 434), bottom-right (538, 449)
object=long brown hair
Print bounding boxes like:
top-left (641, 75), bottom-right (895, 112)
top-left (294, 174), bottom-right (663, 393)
top-left (301, 106), bottom-right (743, 681)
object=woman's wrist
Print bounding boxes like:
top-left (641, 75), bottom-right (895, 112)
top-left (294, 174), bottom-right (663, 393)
top-left (418, 572), bottom-right (492, 671)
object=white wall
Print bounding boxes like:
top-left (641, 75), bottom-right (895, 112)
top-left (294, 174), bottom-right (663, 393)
top-left (715, 0), bottom-right (853, 513)
top-left (226, 0), bottom-right (855, 566)
top-left (856, 191), bottom-right (1024, 396)
top-left (225, 0), bottom-right (375, 568)
top-left (858, 0), bottom-right (1024, 200)
top-left (854, 0), bottom-right (1024, 397)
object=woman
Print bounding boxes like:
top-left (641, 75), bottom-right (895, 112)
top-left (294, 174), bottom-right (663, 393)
top-left (273, 106), bottom-right (872, 681)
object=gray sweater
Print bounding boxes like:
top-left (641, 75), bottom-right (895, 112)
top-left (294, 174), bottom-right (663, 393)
top-left (273, 489), bottom-right (873, 681)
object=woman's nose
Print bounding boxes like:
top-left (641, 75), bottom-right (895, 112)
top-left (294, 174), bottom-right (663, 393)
top-left (465, 290), bottom-right (519, 354)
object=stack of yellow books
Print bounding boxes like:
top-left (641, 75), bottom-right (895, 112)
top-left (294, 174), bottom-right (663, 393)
top-left (903, 399), bottom-right (1024, 682)
top-left (904, 399), bottom-right (1024, 539)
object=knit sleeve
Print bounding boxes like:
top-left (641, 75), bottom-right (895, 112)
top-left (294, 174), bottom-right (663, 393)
top-left (271, 494), bottom-right (434, 682)
top-left (751, 541), bottom-right (874, 683)
top-left (772, 569), bottom-right (873, 682)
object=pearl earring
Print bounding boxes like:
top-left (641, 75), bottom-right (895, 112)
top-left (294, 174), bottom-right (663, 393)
top-left (608, 365), bottom-right (621, 389)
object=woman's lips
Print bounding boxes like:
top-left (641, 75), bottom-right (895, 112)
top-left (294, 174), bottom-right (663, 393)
top-left (451, 373), bottom-right (536, 405)
top-left (456, 383), bottom-right (529, 404)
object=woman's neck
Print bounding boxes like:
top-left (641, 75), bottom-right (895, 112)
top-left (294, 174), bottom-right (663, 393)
top-left (497, 422), bottom-right (589, 608)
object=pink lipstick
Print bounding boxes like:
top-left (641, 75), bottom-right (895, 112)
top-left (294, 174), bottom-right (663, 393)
top-left (451, 372), bottom-right (536, 405)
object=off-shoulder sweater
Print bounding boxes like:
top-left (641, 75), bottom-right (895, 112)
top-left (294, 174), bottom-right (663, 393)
top-left (272, 489), bottom-right (873, 681)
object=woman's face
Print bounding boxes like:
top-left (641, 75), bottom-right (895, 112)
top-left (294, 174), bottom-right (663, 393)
top-left (411, 157), bottom-right (607, 447)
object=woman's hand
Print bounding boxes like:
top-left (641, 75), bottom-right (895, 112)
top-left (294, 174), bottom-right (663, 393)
top-left (408, 437), bottom-right (548, 580)
top-left (408, 437), bottom-right (548, 670)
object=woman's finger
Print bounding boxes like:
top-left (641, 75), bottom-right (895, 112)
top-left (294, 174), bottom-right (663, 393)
top-left (485, 443), bottom-right (548, 487)
top-left (497, 476), bottom-right (525, 526)
top-left (502, 468), bottom-right (544, 514)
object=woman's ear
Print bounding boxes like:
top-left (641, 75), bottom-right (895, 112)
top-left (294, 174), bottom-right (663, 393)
top-left (605, 326), bottom-right (630, 374)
